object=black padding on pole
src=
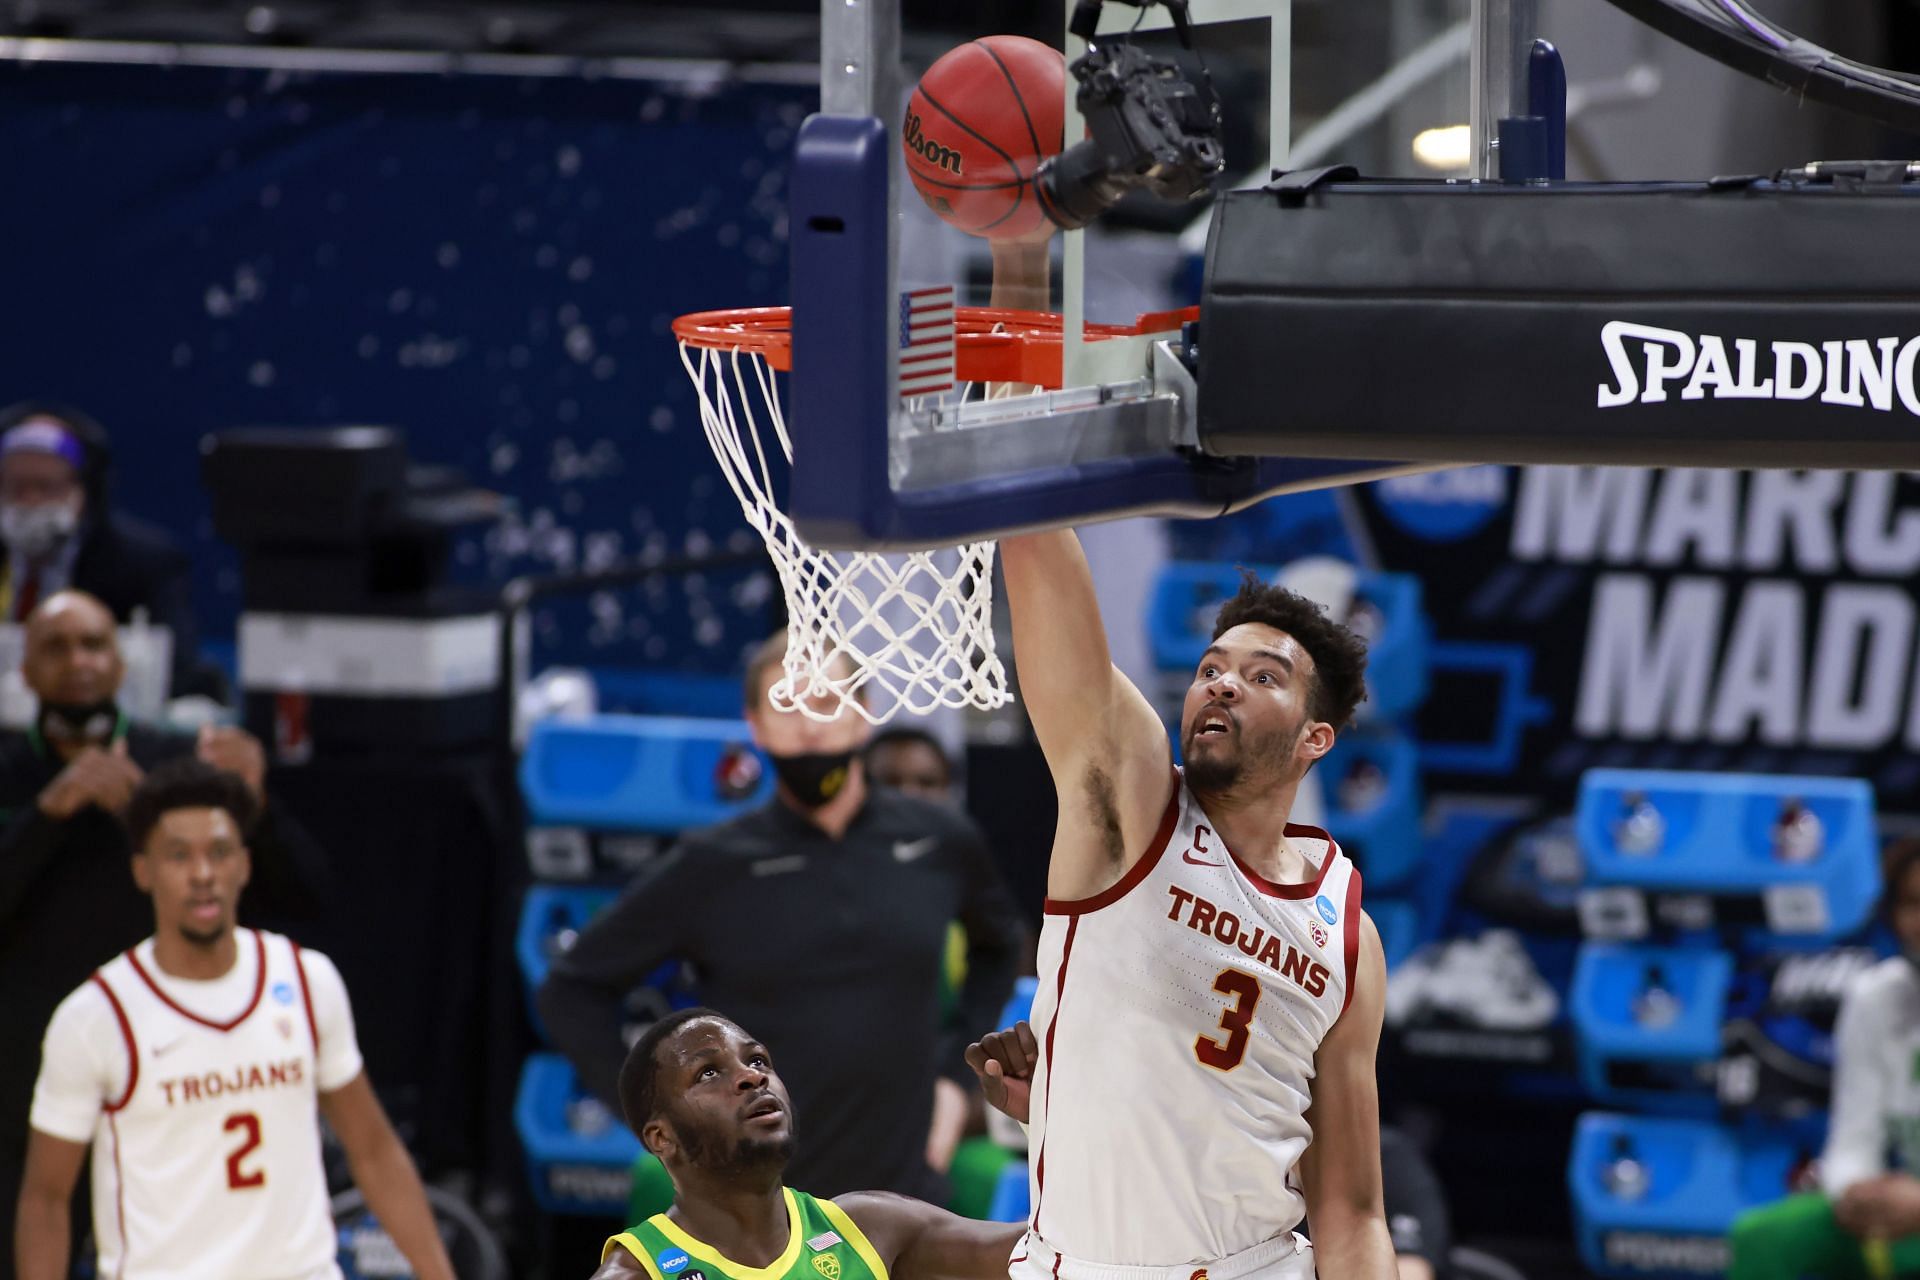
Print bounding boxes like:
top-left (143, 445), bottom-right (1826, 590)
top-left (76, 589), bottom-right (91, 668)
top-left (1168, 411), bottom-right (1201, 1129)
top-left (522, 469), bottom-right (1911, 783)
top-left (1197, 178), bottom-right (1920, 471)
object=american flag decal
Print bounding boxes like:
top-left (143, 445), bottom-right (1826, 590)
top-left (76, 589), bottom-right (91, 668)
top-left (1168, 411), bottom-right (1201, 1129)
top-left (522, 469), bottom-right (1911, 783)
top-left (898, 286), bottom-right (956, 399)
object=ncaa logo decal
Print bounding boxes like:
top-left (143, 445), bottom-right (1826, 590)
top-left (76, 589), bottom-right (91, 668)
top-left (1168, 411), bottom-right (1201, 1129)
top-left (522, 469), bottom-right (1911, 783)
top-left (657, 1250), bottom-right (690, 1274)
top-left (813, 1254), bottom-right (842, 1280)
top-left (1309, 921), bottom-right (1328, 948)
top-left (1315, 895), bottom-right (1338, 926)
top-left (271, 981), bottom-right (296, 1006)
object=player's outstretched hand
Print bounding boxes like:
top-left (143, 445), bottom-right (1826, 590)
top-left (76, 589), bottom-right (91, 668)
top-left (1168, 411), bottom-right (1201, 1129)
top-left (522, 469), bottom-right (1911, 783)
top-left (965, 1021), bottom-right (1038, 1124)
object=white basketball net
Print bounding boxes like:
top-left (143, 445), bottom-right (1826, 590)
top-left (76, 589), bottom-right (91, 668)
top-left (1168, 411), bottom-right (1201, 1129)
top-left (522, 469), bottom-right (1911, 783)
top-left (679, 340), bottom-right (1010, 723)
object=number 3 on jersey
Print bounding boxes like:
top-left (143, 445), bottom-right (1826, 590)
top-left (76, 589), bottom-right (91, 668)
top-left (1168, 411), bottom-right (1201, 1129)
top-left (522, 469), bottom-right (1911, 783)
top-left (225, 1112), bottom-right (266, 1189)
top-left (1194, 968), bottom-right (1261, 1070)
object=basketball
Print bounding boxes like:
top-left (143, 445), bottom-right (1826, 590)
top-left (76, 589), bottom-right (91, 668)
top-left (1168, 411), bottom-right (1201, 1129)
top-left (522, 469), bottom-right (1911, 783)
top-left (903, 36), bottom-right (1065, 240)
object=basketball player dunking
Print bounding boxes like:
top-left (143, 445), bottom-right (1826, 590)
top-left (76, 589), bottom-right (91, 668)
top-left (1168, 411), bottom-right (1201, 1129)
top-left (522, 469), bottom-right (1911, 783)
top-left (14, 758), bottom-right (453, 1280)
top-left (977, 240), bottom-right (1394, 1279)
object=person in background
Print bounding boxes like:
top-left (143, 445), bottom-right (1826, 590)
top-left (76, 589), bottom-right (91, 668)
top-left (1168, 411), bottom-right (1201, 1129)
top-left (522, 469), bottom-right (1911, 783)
top-left (0, 402), bottom-right (213, 700)
top-left (0, 591), bottom-right (329, 1278)
top-left (1729, 839), bottom-right (1920, 1280)
top-left (15, 759), bottom-right (451, 1280)
top-left (540, 632), bottom-right (1023, 1203)
top-left (866, 727), bottom-right (957, 805)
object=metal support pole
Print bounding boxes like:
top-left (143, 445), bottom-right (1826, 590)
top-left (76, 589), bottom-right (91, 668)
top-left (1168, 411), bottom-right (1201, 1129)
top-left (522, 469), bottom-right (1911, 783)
top-left (1468, 0), bottom-right (1536, 178)
top-left (818, 0), bottom-right (899, 125)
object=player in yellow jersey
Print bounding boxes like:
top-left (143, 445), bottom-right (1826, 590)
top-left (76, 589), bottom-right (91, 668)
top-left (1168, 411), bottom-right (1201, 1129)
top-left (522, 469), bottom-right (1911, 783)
top-left (591, 1009), bottom-right (1023, 1280)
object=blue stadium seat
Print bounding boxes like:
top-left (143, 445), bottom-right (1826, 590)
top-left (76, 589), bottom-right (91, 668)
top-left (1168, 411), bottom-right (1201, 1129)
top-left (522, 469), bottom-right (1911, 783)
top-left (1318, 728), bottom-right (1422, 892)
top-left (1571, 943), bottom-right (1732, 1114)
top-left (520, 714), bottom-right (772, 833)
top-left (514, 1053), bottom-right (643, 1217)
top-left (1575, 770), bottom-right (1879, 945)
top-left (986, 1161), bottom-right (1031, 1224)
top-left (1568, 1112), bottom-right (1798, 1280)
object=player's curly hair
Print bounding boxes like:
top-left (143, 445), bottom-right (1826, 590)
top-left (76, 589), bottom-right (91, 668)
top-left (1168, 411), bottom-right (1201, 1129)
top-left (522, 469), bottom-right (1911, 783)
top-left (125, 757), bottom-right (260, 851)
top-left (1211, 572), bottom-right (1370, 731)
top-left (620, 1006), bottom-right (725, 1147)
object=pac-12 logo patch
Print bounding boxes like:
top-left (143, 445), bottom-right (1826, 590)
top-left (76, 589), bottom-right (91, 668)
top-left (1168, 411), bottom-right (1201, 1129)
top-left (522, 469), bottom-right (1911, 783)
top-left (271, 981), bottom-right (296, 1005)
top-left (1316, 895), bottom-right (1338, 926)
top-left (657, 1250), bottom-right (690, 1274)
top-left (1309, 921), bottom-right (1329, 948)
top-left (813, 1254), bottom-right (842, 1280)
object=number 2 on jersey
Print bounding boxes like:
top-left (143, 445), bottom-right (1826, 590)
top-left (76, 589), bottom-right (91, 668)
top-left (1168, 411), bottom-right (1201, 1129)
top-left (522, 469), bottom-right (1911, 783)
top-left (1194, 968), bottom-right (1261, 1070)
top-left (224, 1112), bottom-right (266, 1189)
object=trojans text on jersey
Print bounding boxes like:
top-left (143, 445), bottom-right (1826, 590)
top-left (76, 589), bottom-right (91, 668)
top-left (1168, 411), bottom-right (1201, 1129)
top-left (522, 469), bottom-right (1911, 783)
top-left (158, 1058), bottom-right (306, 1107)
top-left (1162, 884), bottom-right (1330, 998)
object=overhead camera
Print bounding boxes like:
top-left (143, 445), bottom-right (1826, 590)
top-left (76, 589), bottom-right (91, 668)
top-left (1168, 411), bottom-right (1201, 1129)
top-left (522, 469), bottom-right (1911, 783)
top-left (1036, 0), bottom-right (1227, 231)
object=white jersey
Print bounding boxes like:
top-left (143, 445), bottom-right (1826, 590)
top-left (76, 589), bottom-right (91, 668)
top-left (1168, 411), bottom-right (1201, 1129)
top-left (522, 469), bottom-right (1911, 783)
top-left (1821, 956), bottom-right (1920, 1196)
top-left (30, 929), bottom-right (363, 1280)
top-left (1026, 771), bottom-right (1363, 1267)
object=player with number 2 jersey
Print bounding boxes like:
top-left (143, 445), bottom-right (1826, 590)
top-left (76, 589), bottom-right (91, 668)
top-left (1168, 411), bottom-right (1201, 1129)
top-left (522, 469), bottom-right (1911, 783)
top-left (14, 758), bottom-right (453, 1280)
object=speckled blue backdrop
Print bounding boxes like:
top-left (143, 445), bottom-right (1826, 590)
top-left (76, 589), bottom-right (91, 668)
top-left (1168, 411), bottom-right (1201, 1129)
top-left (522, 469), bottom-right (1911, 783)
top-left (1, 56), bottom-right (813, 676)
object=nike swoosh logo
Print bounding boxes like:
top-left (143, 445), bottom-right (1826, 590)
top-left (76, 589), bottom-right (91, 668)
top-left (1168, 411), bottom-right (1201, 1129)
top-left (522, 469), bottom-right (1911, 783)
top-left (152, 1038), bottom-right (185, 1057)
top-left (1182, 850), bottom-right (1224, 867)
top-left (893, 837), bottom-right (938, 863)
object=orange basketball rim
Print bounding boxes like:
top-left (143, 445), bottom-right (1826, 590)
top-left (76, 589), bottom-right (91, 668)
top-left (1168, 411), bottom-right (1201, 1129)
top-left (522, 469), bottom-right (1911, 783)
top-left (672, 303), bottom-right (1201, 389)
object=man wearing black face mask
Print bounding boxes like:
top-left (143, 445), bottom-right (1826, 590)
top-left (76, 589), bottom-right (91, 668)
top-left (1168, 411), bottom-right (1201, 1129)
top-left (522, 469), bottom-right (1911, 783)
top-left (0, 591), bottom-right (330, 1277)
top-left (538, 632), bottom-right (1021, 1203)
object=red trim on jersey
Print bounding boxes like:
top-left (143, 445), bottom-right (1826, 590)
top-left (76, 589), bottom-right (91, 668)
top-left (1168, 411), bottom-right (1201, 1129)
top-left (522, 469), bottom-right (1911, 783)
top-left (1051, 1253), bottom-right (1062, 1280)
top-left (1229, 825), bottom-right (1340, 900)
top-left (1029, 913), bottom-right (1078, 1234)
top-left (108, 1112), bottom-right (129, 1280)
top-left (90, 975), bottom-right (139, 1112)
top-left (291, 940), bottom-right (321, 1055)
top-left (126, 929), bottom-right (267, 1032)
top-left (1041, 773), bottom-right (1182, 915)
top-left (1339, 868), bottom-right (1364, 1018)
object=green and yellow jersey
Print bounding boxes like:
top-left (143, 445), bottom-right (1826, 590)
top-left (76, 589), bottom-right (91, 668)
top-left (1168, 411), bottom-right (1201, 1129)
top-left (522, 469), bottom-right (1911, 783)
top-left (604, 1188), bottom-right (890, 1280)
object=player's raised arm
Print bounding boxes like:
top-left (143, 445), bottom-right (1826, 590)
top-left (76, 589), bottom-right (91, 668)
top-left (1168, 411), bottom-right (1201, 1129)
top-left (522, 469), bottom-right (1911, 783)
top-left (999, 527), bottom-right (1174, 895)
top-left (836, 1190), bottom-right (1027, 1280)
top-left (1298, 913), bottom-right (1395, 1280)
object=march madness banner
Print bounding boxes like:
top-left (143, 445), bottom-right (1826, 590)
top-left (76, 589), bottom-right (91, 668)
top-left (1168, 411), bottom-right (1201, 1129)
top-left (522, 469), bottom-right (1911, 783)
top-left (1346, 466), bottom-right (1920, 809)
